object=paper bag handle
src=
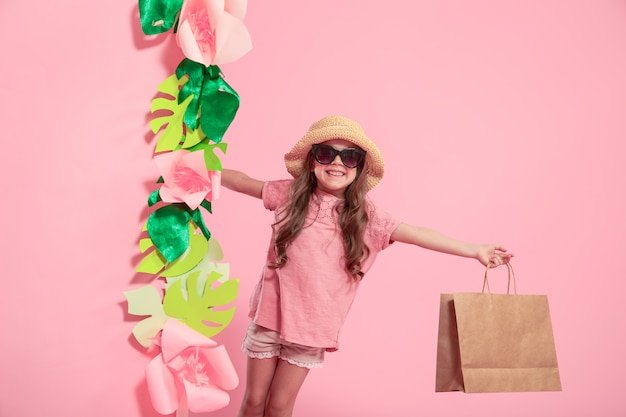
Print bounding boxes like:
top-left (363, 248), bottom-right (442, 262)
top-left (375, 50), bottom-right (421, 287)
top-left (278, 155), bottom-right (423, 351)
top-left (482, 262), bottom-right (517, 295)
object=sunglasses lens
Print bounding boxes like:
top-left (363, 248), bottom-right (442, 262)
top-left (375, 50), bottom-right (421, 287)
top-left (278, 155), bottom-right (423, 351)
top-left (313, 145), bottom-right (336, 164)
top-left (340, 149), bottom-right (363, 168)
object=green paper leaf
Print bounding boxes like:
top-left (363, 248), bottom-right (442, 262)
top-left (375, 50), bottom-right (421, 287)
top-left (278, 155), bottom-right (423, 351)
top-left (198, 82), bottom-right (240, 144)
top-left (147, 205), bottom-right (191, 262)
top-left (200, 200), bottom-right (212, 214)
top-left (148, 189), bottom-right (161, 207)
top-left (150, 74), bottom-right (207, 153)
top-left (163, 271), bottom-right (239, 338)
top-left (205, 143), bottom-right (228, 171)
top-left (180, 127), bottom-right (207, 150)
top-left (123, 285), bottom-right (169, 348)
top-left (183, 206), bottom-right (209, 239)
top-left (138, 0), bottom-right (183, 35)
top-left (177, 59), bottom-right (204, 130)
top-left (161, 223), bottom-right (209, 277)
top-left (186, 142), bottom-right (228, 171)
top-left (138, 215), bottom-right (209, 275)
top-left (176, 60), bottom-right (240, 143)
top-left (136, 249), bottom-right (167, 274)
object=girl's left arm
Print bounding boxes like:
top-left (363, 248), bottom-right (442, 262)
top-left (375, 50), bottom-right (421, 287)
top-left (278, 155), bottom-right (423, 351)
top-left (390, 223), bottom-right (513, 267)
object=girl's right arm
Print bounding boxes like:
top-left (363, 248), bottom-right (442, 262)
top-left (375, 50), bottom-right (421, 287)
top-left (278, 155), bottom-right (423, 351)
top-left (221, 169), bottom-right (264, 199)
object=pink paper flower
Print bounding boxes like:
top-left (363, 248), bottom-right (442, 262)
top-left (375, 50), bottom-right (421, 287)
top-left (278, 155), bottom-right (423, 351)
top-left (146, 319), bottom-right (239, 415)
top-left (154, 149), bottom-right (221, 210)
top-left (176, 0), bottom-right (252, 66)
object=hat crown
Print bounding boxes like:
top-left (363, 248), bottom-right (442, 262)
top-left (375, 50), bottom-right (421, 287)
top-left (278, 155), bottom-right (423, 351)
top-left (307, 115), bottom-right (365, 136)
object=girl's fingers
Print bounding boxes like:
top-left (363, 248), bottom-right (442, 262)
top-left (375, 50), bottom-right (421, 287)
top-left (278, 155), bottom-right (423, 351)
top-left (489, 253), bottom-right (513, 267)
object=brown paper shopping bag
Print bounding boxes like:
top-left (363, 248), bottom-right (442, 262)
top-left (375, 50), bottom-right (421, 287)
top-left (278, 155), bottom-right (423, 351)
top-left (435, 263), bottom-right (562, 393)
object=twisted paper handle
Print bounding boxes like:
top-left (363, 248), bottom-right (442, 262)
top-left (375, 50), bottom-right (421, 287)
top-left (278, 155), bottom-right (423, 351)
top-left (482, 262), bottom-right (517, 295)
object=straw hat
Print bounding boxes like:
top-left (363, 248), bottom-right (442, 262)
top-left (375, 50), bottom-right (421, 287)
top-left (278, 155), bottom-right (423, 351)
top-left (284, 115), bottom-right (385, 191)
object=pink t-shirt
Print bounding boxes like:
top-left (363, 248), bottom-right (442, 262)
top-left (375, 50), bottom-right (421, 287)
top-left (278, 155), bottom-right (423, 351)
top-left (249, 180), bottom-right (401, 350)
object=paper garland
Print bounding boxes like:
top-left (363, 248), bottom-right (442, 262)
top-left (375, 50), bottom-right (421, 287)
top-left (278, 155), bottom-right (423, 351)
top-left (125, 0), bottom-right (252, 415)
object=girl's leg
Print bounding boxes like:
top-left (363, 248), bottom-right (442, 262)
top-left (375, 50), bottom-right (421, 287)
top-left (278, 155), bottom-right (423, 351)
top-left (238, 356), bottom-right (279, 417)
top-left (264, 360), bottom-right (310, 417)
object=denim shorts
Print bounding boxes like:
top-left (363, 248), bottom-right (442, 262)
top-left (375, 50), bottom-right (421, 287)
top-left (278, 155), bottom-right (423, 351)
top-left (241, 322), bottom-right (325, 369)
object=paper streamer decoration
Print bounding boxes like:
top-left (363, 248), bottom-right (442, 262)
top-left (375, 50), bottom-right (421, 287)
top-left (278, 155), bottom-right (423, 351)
top-left (126, 0), bottom-right (252, 415)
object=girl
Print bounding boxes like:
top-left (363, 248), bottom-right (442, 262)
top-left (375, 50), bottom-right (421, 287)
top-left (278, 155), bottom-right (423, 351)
top-left (221, 115), bottom-right (513, 417)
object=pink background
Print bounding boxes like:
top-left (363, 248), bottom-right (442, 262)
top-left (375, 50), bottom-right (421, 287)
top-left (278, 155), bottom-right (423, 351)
top-left (1, 1), bottom-right (625, 416)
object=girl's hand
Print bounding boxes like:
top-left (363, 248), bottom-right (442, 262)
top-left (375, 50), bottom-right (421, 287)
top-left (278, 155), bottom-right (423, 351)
top-left (476, 245), bottom-right (514, 267)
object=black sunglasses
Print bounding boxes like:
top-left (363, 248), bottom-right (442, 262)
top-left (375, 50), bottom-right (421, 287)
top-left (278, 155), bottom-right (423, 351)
top-left (311, 144), bottom-right (366, 168)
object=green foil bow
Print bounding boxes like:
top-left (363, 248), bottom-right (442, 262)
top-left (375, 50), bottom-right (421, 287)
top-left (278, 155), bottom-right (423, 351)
top-left (176, 59), bottom-right (240, 144)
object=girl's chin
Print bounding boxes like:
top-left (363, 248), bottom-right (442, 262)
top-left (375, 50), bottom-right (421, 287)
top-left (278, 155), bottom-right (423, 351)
top-left (317, 181), bottom-right (350, 196)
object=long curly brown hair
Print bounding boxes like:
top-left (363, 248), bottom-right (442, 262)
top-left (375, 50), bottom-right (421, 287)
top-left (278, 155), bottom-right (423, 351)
top-left (270, 151), bottom-right (371, 280)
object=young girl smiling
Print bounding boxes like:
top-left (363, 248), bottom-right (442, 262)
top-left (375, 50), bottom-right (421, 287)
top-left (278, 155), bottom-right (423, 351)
top-left (221, 115), bottom-right (512, 417)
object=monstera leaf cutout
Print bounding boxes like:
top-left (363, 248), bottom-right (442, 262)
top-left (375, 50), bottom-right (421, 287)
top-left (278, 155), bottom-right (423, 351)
top-left (124, 285), bottom-right (169, 348)
top-left (150, 74), bottom-right (207, 153)
top-left (186, 141), bottom-right (228, 171)
top-left (163, 270), bottom-right (238, 338)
